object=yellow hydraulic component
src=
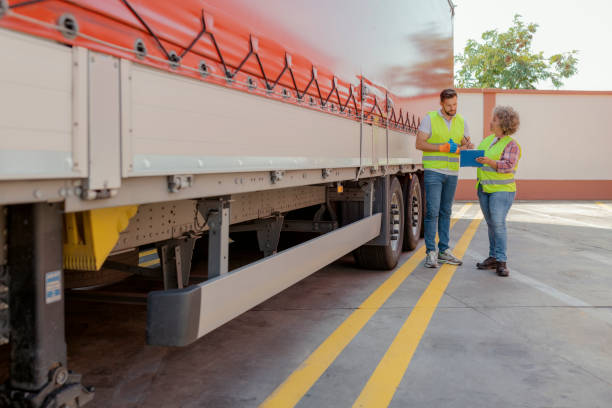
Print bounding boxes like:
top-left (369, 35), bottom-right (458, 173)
top-left (63, 205), bottom-right (138, 271)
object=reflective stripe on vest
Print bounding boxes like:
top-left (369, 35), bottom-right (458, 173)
top-left (422, 111), bottom-right (464, 173)
top-left (480, 179), bottom-right (515, 185)
top-left (479, 166), bottom-right (516, 174)
top-left (422, 156), bottom-right (460, 163)
top-left (476, 134), bottom-right (521, 193)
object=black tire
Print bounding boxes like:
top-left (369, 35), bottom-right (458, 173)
top-left (354, 177), bottom-right (404, 270)
top-left (403, 174), bottom-right (422, 251)
top-left (419, 171), bottom-right (425, 238)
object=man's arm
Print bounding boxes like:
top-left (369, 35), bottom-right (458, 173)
top-left (415, 114), bottom-right (462, 153)
top-left (415, 130), bottom-right (445, 152)
top-left (415, 115), bottom-right (440, 152)
top-left (416, 131), bottom-right (463, 153)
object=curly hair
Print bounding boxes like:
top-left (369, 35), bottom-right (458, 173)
top-left (493, 106), bottom-right (520, 135)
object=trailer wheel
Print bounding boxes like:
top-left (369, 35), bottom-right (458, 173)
top-left (419, 171), bottom-right (425, 238)
top-left (354, 177), bottom-right (404, 270)
top-left (403, 174), bottom-right (422, 250)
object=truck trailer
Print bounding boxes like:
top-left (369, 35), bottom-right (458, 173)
top-left (0, 0), bottom-right (454, 405)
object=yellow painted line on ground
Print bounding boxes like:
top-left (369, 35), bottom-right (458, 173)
top-left (259, 204), bottom-right (472, 408)
top-left (352, 214), bottom-right (482, 408)
top-left (452, 203), bottom-right (473, 223)
top-left (596, 202), bottom-right (612, 212)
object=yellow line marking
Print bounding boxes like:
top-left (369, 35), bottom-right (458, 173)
top-left (596, 202), bottom-right (612, 212)
top-left (259, 203), bottom-right (472, 408)
top-left (139, 259), bottom-right (160, 267)
top-left (451, 203), bottom-right (472, 225)
top-left (139, 249), bottom-right (157, 257)
top-left (352, 215), bottom-right (482, 408)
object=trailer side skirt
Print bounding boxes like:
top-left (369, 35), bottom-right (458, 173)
top-left (147, 213), bottom-right (381, 346)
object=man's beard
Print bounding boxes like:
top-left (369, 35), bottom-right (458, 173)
top-left (443, 108), bottom-right (456, 117)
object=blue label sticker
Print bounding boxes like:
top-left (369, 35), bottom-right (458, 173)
top-left (45, 271), bottom-right (62, 304)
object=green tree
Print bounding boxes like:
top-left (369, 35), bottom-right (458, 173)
top-left (455, 14), bottom-right (578, 89)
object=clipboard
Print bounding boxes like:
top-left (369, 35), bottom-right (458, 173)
top-left (460, 149), bottom-right (485, 167)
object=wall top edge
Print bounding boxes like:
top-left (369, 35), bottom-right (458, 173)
top-left (457, 88), bottom-right (612, 96)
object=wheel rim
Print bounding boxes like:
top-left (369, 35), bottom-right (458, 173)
top-left (410, 183), bottom-right (420, 237)
top-left (390, 191), bottom-right (401, 251)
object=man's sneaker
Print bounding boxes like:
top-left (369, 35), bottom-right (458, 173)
top-left (424, 251), bottom-right (439, 268)
top-left (438, 249), bottom-right (463, 265)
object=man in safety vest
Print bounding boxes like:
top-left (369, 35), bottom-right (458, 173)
top-left (416, 89), bottom-right (473, 268)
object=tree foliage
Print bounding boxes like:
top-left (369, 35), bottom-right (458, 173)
top-left (455, 14), bottom-right (578, 89)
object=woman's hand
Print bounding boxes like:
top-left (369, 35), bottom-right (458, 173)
top-left (476, 157), bottom-right (498, 169)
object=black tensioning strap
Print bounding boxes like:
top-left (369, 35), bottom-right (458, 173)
top-left (7, 0), bottom-right (419, 130)
top-left (9, 0), bottom-right (48, 9)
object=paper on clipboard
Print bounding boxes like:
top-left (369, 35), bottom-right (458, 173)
top-left (460, 149), bottom-right (485, 167)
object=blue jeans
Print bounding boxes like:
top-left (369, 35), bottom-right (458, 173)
top-left (477, 185), bottom-right (515, 262)
top-left (424, 170), bottom-right (458, 254)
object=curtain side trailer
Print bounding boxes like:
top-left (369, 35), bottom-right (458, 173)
top-left (0, 0), bottom-right (454, 405)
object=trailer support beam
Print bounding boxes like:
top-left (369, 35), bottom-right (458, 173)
top-left (199, 197), bottom-right (231, 278)
top-left (158, 237), bottom-right (197, 289)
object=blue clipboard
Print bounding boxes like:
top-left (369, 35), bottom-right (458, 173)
top-left (460, 149), bottom-right (485, 167)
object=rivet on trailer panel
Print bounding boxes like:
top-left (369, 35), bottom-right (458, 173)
top-left (247, 77), bottom-right (257, 90)
top-left (134, 38), bottom-right (147, 59)
top-left (58, 13), bottom-right (79, 40)
top-left (198, 61), bottom-right (209, 78)
top-left (168, 51), bottom-right (180, 69)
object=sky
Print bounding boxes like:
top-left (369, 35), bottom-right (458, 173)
top-left (453, 0), bottom-right (612, 91)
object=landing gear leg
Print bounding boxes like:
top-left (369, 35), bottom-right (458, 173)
top-left (1, 203), bottom-right (94, 407)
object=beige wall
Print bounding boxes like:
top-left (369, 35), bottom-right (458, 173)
top-left (457, 92), bottom-right (483, 181)
top-left (456, 89), bottom-right (612, 200)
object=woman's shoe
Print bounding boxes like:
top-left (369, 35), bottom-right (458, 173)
top-left (496, 261), bottom-right (509, 277)
top-left (476, 256), bottom-right (497, 270)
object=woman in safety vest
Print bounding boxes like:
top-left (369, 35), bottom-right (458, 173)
top-left (475, 106), bottom-right (522, 277)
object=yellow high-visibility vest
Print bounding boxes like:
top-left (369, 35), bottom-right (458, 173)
top-left (476, 134), bottom-right (522, 193)
top-left (422, 111), bottom-right (464, 174)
